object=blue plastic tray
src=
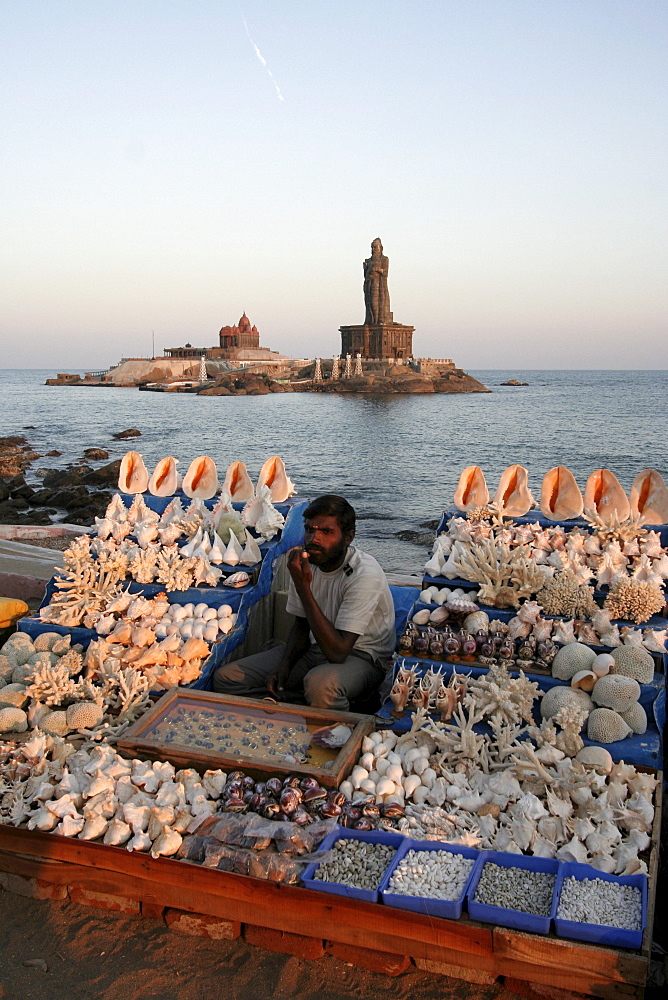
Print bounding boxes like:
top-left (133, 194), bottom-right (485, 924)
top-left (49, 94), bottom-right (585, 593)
top-left (301, 827), bottom-right (405, 903)
top-left (554, 863), bottom-right (647, 950)
top-left (466, 851), bottom-right (559, 934)
top-left (379, 838), bottom-right (482, 920)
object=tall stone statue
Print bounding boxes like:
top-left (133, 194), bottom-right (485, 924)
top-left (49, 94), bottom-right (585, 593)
top-left (363, 238), bottom-right (391, 325)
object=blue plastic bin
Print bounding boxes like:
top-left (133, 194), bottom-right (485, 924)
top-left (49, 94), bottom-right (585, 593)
top-left (554, 863), bottom-right (647, 950)
top-left (301, 827), bottom-right (405, 903)
top-left (466, 851), bottom-right (559, 934)
top-left (379, 838), bottom-right (482, 920)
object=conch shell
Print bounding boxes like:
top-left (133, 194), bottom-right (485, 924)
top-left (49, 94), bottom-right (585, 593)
top-left (148, 457), bottom-right (179, 497)
top-left (454, 466), bottom-right (489, 511)
top-left (118, 452), bottom-right (149, 494)
top-left (584, 469), bottom-right (630, 524)
top-left (222, 461), bottom-right (255, 502)
top-left (493, 465), bottom-right (534, 517)
top-left (629, 469), bottom-right (668, 525)
top-left (183, 456), bottom-right (218, 499)
top-left (540, 466), bottom-right (583, 521)
top-left (256, 456), bottom-right (296, 503)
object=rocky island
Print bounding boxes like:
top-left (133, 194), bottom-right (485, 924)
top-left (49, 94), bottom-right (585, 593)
top-left (46, 239), bottom-right (488, 396)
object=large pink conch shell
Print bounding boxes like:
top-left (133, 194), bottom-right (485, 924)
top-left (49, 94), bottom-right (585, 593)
top-left (493, 465), bottom-right (535, 517)
top-left (257, 456), bottom-right (296, 503)
top-left (540, 466), bottom-right (584, 521)
top-left (453, 466), bottom-right (489, 511)
top-left (148, 457), bottom-right (179, 497)
top-left (222, 461), bottom-right (254, 502)
top-left (118, 452), bottom-right (149, 494)
top-left (182, 456), bottom-right (218, 499)
top-left (584, 469), bottom-right (629, 524)
top-left (629, 469), bottom-right (668, 525)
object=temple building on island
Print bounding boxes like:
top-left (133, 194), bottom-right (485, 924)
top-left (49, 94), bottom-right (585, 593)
top-left (163, 313), bottom-right (290, 366)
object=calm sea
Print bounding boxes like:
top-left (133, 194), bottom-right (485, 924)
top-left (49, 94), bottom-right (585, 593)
top-left (1, 369), bottom-right (667, 574)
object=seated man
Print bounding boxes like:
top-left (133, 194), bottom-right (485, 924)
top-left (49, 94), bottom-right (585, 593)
top-left (213, 494), bottom-right (395, 711)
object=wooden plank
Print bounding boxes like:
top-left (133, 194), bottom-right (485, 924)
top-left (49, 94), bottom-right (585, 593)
top-left (493, 928), bottom-right (647, 987)
top-left (0, 830), bottom-right (492, 958)
top-left (641, 768), bottom-right (662, 959)
top-left (0, 846), bottom-right (645, 996)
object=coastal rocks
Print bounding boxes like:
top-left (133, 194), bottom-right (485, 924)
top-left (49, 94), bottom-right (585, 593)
top-left (112, 429), bottom-right (142, 440)
top-left (83, 448), bottom-right (109, 461)
top-left (198, 373), bottom-right (291, 397)
top-left (0, 436), bottom-right (39, 478)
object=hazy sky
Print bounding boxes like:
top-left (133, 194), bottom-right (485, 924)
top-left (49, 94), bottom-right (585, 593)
top-left (1, 2), bottom-right (666, 369)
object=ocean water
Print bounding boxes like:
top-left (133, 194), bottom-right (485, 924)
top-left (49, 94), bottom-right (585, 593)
top-left (1, 369), bottom-right (667, 574)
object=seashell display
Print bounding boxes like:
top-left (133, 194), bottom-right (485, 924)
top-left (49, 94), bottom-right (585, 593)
top-left (224, 571), bottom-right (250, 588)
top-left (629, 469), bottom-right (668, 525)
top-left (540, 466), bottom-right (584, 521)
top-left (453, 466), bottom-right (489, 512)
top-left (256, 455), bottom-right (296, 503)
top-left (493, 465), bottom-right (535, 517)
top-left (310, 724), bottom-right (353, 748)
top-left (148, 457), bottom-right (179, 497)
top-left (118, 452), bottom-right (149, 494)
top-left (584, 469), bottom-right (630, 525)
top-left (182, 456), bottom-right (219, 500)
top-left (221, 461), bottom-right (255, 502)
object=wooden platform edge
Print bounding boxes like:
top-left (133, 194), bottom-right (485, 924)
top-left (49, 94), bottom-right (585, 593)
top-left (0, 824), bottom-right (649, 998)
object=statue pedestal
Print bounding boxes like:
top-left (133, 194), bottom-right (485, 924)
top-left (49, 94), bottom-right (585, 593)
top-left (339, 323), bottom-right (415, 361)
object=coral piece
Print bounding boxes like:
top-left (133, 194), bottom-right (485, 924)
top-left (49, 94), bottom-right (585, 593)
top-left (619, 702), bottom-right (647, 735)
top-left (465, 662), bottom-right (539, 726)
top-left (587, 708), bottom-right (632, 744)
top-left (451, 532), bottom-right (551, 609)
top-left (535, 570), bottom-right (598, 619)
top-left (591, 675), bottom-right (640, 713)
top-left (551, 642), bottom-right (596, 681)
top-left (0, 706), bottom-right (28, 732)
top-left (603, 578), bottom-right (665, 625)
top-left (540, 686), bottom-right (592, 722)
top-left (609, 645), bottom-right (655, 684)
top-left (66, 702), bottom-right (105, 730)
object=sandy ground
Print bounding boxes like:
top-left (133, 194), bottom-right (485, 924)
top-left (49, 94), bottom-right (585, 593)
top-left (1, 891), bottom-right (666, 1000)
top-left (0, 892), bottom-right (503, 1000)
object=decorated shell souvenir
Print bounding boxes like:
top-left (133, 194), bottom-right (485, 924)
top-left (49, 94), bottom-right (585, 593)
top-left (118, 452), bottom-right (149, 494)
top-left (540, 466), bottom-right (584, 521)
top-left (584, 469), bottom-right (630, 524)
top-left (453, 466), bottom-right (489, 512)
top-left (183, 456), bottom-right (218, 500)
top-left (148, 457), bottom-right (179, 497)
top-left (256, 456), bottom-right (296, 503)
top-left (629, 469), bottom-right (668, 525)
top-left (221, 461), bottom-right (255, 502)
top-left (493, 465), bottom-right (535, 517)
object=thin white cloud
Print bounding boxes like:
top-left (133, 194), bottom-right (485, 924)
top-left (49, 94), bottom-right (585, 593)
top-left (241, 14), bottom-right (285, 102)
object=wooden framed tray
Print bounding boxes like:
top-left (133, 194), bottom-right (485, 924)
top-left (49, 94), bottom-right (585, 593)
top-left (117, 689), bottom-right (375, 788)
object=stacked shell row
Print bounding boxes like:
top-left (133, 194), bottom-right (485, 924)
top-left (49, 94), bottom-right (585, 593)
top-left (454, 465), bottom-right (668, 525)
top-left (425, 514), bottom-right (668, 620)
top-left (119, 453), bottom-right (296, 503)
top-left (337, 702), bottom-right (656, 876)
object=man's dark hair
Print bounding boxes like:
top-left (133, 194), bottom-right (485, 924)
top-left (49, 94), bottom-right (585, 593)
top-left (303, 495), bottom-right (356, 535)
